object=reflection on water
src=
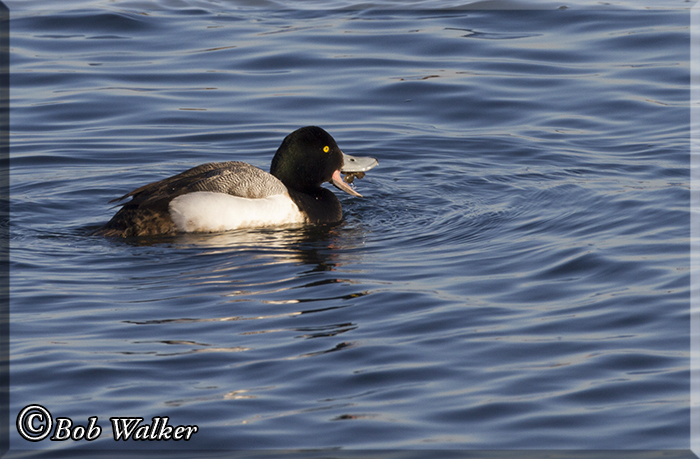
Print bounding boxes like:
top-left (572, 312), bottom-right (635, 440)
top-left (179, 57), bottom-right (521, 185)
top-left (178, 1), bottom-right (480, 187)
top-left (104, 224), bottom-right (373, 368)
top-left (97, 221), bottom-right (370, 265)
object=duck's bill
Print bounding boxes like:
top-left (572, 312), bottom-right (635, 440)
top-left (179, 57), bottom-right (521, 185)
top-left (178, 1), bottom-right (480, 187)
top-left (331, 170), bottom-right (362, 197)
top-left (340, 152), bottom-right (378, 173)
top-left (333, 152), bottom-right (378, 197)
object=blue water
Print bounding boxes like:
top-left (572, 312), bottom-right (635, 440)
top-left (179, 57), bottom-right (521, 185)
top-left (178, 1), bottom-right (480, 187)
top-left (8, 0), bottom-right (692, 455)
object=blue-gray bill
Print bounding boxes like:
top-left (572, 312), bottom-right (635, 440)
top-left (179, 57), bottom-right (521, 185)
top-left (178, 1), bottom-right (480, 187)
top-left (334, 152), bottom-right (379, 197)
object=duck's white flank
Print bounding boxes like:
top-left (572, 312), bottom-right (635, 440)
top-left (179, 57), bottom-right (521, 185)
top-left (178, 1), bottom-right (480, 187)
top-left (169, 191), bottom-right (306, 233)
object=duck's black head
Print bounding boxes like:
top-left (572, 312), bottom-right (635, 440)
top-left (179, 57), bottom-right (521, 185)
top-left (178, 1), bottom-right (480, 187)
top-left (271, 126), bottom-right (376, 197)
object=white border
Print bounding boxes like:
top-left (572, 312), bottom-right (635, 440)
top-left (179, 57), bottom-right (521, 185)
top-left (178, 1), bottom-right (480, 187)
top-left (691, 2), bottom-right (699, 456)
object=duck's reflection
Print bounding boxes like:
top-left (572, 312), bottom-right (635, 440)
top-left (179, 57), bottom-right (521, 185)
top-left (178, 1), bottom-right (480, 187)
top-left (119, 221), bottom-right (373, 362)
top-left (115, 220), bottom-right (369, 271)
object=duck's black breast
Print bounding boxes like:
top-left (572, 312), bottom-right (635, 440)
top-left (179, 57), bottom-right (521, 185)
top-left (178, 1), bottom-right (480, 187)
top-left (287, 187), bottom-right (342, 224)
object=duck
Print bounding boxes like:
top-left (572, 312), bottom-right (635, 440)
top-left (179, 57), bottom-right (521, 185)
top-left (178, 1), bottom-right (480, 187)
top-left (93, 126), bottom-right (378, 237)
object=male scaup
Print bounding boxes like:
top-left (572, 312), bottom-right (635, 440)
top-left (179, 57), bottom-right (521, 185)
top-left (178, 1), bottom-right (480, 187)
top-left (94, 126), bottom-right (378, 237)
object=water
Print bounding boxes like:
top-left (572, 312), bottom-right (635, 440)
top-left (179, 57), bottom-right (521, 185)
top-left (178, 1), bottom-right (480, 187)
top-left (8, 0), bottom-right (692, 455)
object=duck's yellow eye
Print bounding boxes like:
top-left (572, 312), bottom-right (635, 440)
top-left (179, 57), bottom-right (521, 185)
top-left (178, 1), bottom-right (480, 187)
top-left (323, 146), bottom-right (330, 153)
